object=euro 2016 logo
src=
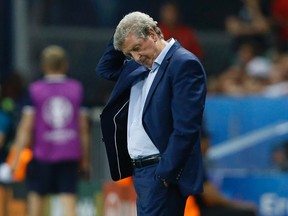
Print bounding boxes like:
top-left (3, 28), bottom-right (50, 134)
top-left (43, 96), bottom-right (73, 129)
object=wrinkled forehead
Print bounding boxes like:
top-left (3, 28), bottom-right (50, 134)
top-left (122, 33), bottom-right (143, 52)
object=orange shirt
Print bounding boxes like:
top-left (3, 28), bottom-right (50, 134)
top-left (272, 0), bottom-right (288, 41)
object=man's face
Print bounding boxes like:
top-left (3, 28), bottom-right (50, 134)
top-left (121, 31), bottom-right (159, 69)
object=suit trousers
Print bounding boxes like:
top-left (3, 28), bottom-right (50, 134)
top-left (133, 163), bottom-right (187, 216)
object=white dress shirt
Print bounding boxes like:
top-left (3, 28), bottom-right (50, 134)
top-left (127, 38), bottom-right (175, 159)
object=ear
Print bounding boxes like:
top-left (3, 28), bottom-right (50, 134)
top-left (148, 29), bottom-right (158, 42)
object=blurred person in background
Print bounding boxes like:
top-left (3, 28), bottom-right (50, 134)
top-left (185, 130), bottom-right (258, 216)
top-left (271, 0), bottom-right (288, 53)
top-left (1, 72), bottom-right (26, 108)
top-left (10, 45), bottom-right (90, 216)
top-left (262, 52), bottom-right (288, 96)
top-left (0, 71), bottom-right (25, 163)
top-left (225, 0), bottom-right (271, 55)
top-left (158, 1), bottom-right (204, 60)
top-left (210, 66), bottom-right (248, 95)
top-left (0, 84), bottom-right (14, 165)
top-left (271, 141), bottom-right (288, 171)
top-left (0, 72), bottom-right (26, 163)
top-left (0, 84), bottom-right (15, 216)
top-left (0, 72), bottom-right (31, 184)
top-left (212, 41), bottom-right (271, 95)
top-left (96, 11), bottom-right (206, 216)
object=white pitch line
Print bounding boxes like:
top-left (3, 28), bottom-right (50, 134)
top-left (207, 121), bottom-right (288, 160)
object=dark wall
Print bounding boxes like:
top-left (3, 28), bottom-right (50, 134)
top-left (0, 0), bottom-right (12, 83)
top-left (184, 0), bottom-right (243, 30)
top-left (30, 0), bottom-right (243, 30)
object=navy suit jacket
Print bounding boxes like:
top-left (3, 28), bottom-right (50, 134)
top-left (96, 38), bottom-right (207, 196)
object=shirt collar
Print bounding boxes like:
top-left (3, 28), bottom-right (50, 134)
top-left (151, 38), bottom-right (175, 72)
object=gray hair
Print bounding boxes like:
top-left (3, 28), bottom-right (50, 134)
top-left (113, 11), bottom-right (163, 51)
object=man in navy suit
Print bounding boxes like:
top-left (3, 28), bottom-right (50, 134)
top-left (96, 11), bottom-right (207, 216)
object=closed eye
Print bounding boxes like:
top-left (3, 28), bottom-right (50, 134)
top-left (132, 46), bottom-right (141, 52)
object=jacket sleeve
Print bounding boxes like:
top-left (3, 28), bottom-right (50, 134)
top-left (95, 37), bottom-right (126, 81)
top-left (96, 37), bottom-right (140, 82)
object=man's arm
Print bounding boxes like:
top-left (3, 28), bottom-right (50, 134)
top-left (96, 37), bottom-right (126, 81)
top-left (79, 110), bottom-right (90, 177)
top-left (10, 110), bottom-right (34, 172)
top-left (96, 37), bottom-right (140, 81)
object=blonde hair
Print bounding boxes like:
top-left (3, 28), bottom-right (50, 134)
top-left (41, 45), bottom-right (67, 71)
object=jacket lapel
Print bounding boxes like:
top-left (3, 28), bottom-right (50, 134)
top-left (106, 65), bottom-right (149, 108)
top-left (143, 42), bottom-right (180, 114)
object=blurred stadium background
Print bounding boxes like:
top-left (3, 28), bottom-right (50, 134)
top-left (1, 0), bottom-right (288, 216)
